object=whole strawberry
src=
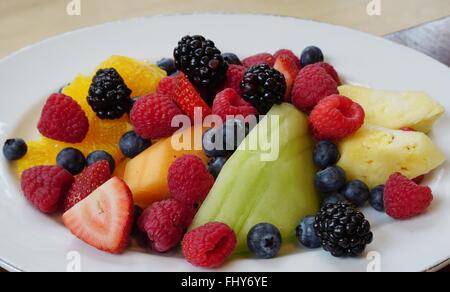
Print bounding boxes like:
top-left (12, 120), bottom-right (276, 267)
top-left (384, 173), bottom-right (433, 220)
top-left (130, 93), bottom-right (183, 140)
top-left (63, 160), bottom-right (111, 211)
top-left (38, 93), bottom-right (89, 143)
top-left (21, 166), bottom-right (73, 213)
top-left (292, 64), bottom-right (339, 113)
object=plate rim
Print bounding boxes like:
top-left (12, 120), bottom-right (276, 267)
top-left (0, 13), bottom-right (449, 272)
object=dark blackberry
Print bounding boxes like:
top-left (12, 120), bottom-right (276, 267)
top-left (240, 64), bottom-right (286, 114)
top-left (314, 203), bottom-right (373, 257)
top-left (173, 35), bottom-right (228, 99)
top-left (87, 68), bottom-right (132, 120)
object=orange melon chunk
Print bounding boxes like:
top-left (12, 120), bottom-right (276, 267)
top-left (123, 126), bottom-right (208, 208)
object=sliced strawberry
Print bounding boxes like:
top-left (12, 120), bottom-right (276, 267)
top-left (274, 55), bottom-right (300, 101)
top-left (62, 177), bottom-right (134, 254)
top-left (63, 160), bottom-right (111, 211)
top-left (274, 49), bottom-right (301, 69)
top-left (173, 73), bottom-right (212, 122)
top-left (242, 53), bottom-right (275, 68)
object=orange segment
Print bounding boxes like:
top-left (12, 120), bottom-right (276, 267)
top-left (96, 55), bottom-right (166, 97)
top-left (15, 55), bottom-right (167, 177)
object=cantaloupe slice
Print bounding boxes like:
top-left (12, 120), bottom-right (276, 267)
top-left (123, 126), bottom-right (208, 208)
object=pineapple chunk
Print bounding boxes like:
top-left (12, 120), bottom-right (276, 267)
top-left (338, 124), bottom-right (446, 188)
top-left (338, 85), bottom-right (445, 133)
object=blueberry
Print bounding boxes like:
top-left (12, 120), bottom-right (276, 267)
top-left (119, 131), bottom-right (151, 158)
top-left (3, 139), bottom-right (27, 161)
top-left (202, 119), bottom-right (250, 157)
top-left (202, 128), bottom-right (229, 157)
top-left (370, 185), bottom-right (385, 212)
top-left (222, 118), bottom-right (249, 151)
top-left (156, 58), bottom-right (177, 75)
top-left (296, 216), bottom-right (322, 249)
top-left (208, 157), bottom-right (228, 178)
top-left (247, 223), bottom-right (282, 259)
top-left (56, 148), bottom-right (85, 175)
top-left (222, 53), bottom-right (242, 65)
top-left (300, 46), bottom-right (324, 67)
top-left (313, 141), bottom-right (340, 169)
top-left (321, 192), bottom-right (347, 208)
top-left (315, 166), bottom-right (346, 193)
top-left (341, 180), bottom-right (370, 207)
top-left (86, 150), bottom-right (115, 173)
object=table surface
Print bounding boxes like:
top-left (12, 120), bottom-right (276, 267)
top-left (0, 0), bottom-right (449, 272)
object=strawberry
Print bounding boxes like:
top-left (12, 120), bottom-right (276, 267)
top-left (274, 55), bottom-right (300, 101)
top-left (173, 73), bottom-right (212, 122)
top-left (62, 177), bottom-right (134, 254)
top-left (274, 49), bottom-right (301, 69)
top-left (63, 160), bottom-right (111, 211)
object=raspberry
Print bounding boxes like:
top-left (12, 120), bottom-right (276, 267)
top-left (291, 65), bottom-right (339, 113)
top-left (21, 166), bottom-right (73, 214)
top-left (274, 49), bottom-right (301, 69)
top-left (138, 199), bottom-right (194, 253)
top-left (63, 160), bottom-right (111, 211)
top-left (157, 76), bottom-right (177, 97)
top-left (316, 62), bottom-right (341, 85)
top-left (130, 93), bottom-right (183, 140)
top-left (182, 222), bottom-right (237, 268)
top-left (384, 173), bottom-right (433, 220)
top-left (168, 155), bottom-right (215, 206)
top-left (221, 64), bottom-right (246, 93)
top-left (242, 53), bottom-right (275, 68)
top-left (309, 95), bottom-right (365, 140)
top-left (212, 88), bottom-right (257, 122)
top-left (38, 93), bottom-right (89, 143)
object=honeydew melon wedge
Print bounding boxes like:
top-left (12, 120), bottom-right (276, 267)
top-left (191, 103), bottom-right (320, 252)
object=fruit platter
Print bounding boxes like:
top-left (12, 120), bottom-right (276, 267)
top-left (0, 14), bottom-right (449, 272)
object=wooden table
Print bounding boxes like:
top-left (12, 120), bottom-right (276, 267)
top-left (0, 0), bottom-right (449, 272)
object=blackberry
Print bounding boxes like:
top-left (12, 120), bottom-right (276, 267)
top-left (173, 35), bottom-right (228, 100)
top-left (240, 64), bottom-right (286, 114)
top-left (87, 68), bottom-right (132, 119)
top-left (314, 203), bottom-right (373, 257)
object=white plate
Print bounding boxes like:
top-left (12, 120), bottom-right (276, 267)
top-left (0, 14), bottom-right (449, 272)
